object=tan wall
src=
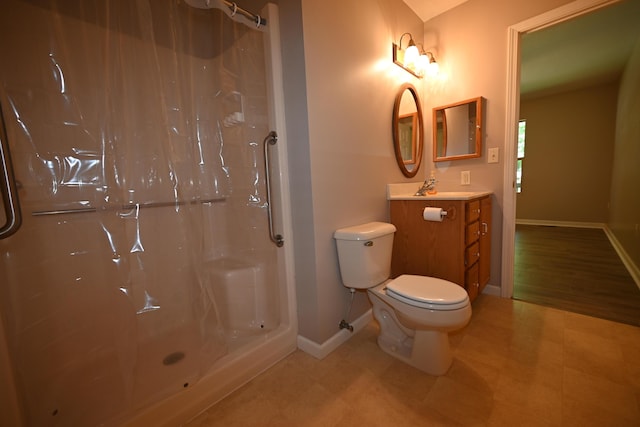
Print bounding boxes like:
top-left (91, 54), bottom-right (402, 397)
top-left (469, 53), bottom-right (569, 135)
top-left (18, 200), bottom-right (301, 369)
top-left (516, 83), bottom-right (618, 223)
top-left (610, 37), bottom-right (640, 272)
top-left (297, 0), bottom-right (426, 344)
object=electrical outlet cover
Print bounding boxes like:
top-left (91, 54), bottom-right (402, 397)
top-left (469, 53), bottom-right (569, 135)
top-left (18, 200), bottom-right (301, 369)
top-left (461, 171), bottom-right (471, 185)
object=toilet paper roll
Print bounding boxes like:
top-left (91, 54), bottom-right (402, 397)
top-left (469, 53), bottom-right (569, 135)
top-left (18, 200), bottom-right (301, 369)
top-left (423, 207), bottom-right (444, 222)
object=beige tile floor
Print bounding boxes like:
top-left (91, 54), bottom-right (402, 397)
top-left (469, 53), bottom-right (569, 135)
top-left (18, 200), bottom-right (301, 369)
top-left (188, 294), bottom-right (640, 426)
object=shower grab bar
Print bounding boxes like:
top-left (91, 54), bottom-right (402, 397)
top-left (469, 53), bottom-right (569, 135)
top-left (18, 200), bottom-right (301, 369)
top-left (31, 198), bottom-right (225, 217)
top-left (222, 0), bottom-right (267, 27)
top-left (0, 103), bottom-right (22, 239)
top-left (263, 131), bottom-right (283, 247)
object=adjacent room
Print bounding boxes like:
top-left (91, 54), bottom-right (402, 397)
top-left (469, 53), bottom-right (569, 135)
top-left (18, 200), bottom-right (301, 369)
top-left (514, 0), bottom-right (640, 326)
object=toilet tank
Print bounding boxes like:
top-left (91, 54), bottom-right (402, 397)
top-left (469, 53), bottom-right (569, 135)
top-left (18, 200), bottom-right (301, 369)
top-left (333, 222), bottom-right (396, 289)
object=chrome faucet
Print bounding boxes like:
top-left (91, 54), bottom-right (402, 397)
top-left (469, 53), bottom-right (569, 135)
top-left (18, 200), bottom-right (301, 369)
top-left (414, 177), bottom-right (437, 196)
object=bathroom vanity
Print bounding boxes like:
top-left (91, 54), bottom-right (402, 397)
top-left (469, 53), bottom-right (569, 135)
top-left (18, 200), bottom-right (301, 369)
top-left (387, 186), bottom-right (492, 302)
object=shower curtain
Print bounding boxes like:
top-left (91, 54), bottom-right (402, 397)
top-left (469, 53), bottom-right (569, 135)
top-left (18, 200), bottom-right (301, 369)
top-left (0, 1), bottom-right (286, 425)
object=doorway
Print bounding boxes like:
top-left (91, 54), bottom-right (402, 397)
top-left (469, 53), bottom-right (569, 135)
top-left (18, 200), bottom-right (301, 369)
top-left (502, 0), bottom-right (640, 315)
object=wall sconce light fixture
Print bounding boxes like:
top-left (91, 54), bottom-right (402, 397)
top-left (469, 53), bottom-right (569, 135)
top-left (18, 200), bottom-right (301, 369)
top-left (393, 33), bottom-right (439, 78)
top-left (419, 49), bottom-right (439, 77)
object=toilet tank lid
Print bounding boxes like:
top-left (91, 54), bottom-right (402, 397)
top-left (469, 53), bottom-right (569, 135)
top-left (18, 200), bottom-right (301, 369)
top-left (334, 222), bottom-right (396, 241)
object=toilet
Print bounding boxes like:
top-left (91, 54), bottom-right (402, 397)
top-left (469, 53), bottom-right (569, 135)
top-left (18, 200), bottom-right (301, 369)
top-left (334, 221), bottom-right (471, 375)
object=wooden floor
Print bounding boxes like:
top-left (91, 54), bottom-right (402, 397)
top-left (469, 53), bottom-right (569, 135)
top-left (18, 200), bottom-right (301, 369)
top-left (514, 224), bottom-right (640, 326)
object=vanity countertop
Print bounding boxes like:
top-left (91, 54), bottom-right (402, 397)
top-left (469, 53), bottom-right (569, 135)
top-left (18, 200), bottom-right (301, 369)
top-left (387, 183), bottom-right (492, 201)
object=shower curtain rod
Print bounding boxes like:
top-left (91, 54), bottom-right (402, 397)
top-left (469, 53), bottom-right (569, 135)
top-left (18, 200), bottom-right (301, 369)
top-left (221, 0), bottom-right (267, 27)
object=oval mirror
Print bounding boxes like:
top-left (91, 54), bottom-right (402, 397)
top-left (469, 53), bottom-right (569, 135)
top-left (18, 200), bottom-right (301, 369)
top-left (392, 83), bottom-right (424, 177)
top-left (433, 96), bottom-right (484, 162)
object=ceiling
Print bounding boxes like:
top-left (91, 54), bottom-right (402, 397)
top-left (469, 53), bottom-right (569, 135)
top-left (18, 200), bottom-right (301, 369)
top-left (520, 0), bottom-right (640, 99)
top-left (402, 0), bottom-right (640, 99)
top-left (402, 0), bottom-right (468, 21)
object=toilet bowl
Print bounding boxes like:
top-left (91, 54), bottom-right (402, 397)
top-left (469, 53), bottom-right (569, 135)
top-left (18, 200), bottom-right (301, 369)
top-left (334, 222), bottom-right (471, 375)
top-left (368, 276), bottom-right (470, 375)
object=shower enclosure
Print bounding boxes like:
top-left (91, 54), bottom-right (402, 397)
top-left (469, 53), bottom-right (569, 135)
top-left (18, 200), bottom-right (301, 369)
top-left (0, 1), bottom-right (296, 426)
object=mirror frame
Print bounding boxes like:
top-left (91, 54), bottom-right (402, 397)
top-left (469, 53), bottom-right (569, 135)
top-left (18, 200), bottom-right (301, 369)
top-left (433, 96), bottom-right (484, 162)
top-left (392, 83), bottom-right (424, 177)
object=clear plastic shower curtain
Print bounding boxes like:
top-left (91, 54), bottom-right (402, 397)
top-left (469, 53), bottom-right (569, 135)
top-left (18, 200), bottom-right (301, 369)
top-left (0, 1), bottom-right (280, 425)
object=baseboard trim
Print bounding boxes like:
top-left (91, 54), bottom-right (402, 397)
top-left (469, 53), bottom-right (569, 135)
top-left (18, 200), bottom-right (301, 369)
top-left (482, 284), bottom-right (501, 297)
top-left (516, 219), bottom-right (606, 229)
top-left (297, 309), bottom-right (373, 360)
top-left (603, 225), bottom-right (640, 290)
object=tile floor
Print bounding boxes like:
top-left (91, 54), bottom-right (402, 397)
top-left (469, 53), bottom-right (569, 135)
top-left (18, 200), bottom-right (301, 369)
top-left (188, 294), bottom-right (640, 426)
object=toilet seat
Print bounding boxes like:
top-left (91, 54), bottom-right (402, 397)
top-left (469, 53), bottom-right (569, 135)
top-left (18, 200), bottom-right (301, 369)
top-left (385, 275), bottom-right (469, 310)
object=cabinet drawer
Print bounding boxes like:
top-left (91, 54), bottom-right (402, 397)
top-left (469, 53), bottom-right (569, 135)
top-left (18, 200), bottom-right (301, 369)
top-left (465, 262), bottom-right (479, 301)
top-left (466, 200), bottom-right (480, 223)
top-left (466, 221), bottom-right (480, 245)
top-left (465, 241), bottom-right (480, 266)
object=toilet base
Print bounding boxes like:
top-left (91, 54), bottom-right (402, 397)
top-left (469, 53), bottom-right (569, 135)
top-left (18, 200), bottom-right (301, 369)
top-left (368, 283), bottom-right (469, 376)
top-left (377, 327), bottom-right (453, 376)
top-left (411, 329), bottom-right (452, 375)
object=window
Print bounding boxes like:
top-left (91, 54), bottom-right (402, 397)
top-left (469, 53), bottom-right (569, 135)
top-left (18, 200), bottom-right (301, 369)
top-left (516, 119), bottom-right (526, 193)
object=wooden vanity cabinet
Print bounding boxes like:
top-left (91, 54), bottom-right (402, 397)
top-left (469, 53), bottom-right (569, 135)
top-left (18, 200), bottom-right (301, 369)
top-left (478, 196), bottom-right (492, 293)
top-left (389, 195), bottom-right (491, 302)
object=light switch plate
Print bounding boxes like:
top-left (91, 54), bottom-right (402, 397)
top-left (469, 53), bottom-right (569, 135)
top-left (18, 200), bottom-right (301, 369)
top-left (488, 147), bottom-right (499, 163)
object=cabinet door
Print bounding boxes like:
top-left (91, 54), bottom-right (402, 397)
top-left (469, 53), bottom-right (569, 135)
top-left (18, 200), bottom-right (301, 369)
top-left (390, 200), bottom-right (465, 284)
top-left (479, 196), bottom-right (492, 290)
top-left (465, 262), bottom-right (479, 301)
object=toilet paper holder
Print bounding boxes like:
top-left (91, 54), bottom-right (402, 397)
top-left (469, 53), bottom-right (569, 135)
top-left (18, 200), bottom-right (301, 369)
top-left (422, 206), bottom-right (456, 221)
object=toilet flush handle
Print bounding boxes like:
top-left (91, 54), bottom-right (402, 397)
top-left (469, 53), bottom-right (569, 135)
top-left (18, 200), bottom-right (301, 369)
top-left (364, 241), bottom-right (373, 247)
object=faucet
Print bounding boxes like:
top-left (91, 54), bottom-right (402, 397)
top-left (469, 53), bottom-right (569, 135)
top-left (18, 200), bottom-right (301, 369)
top-left (415, 177), bottom-right (437, 196)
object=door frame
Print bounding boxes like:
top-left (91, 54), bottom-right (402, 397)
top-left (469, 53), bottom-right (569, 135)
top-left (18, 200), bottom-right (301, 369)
top-left (500, 0), bottom-right (620, 298)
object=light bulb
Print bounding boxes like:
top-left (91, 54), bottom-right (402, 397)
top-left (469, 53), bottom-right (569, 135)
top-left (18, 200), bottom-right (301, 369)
top-left (416, 53), bottom-right (429, 77)
top-left (427, 60), bottom-right (439, 77)
top-left (404, 44), bottom-right (419, 69)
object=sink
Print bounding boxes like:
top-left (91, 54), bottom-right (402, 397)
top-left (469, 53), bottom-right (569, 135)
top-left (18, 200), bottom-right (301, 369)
top-left (387, 183), bottom-right (492, 200)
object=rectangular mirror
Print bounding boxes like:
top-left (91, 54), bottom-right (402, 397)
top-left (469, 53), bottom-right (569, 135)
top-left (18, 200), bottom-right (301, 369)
top-left (433, 97), bottom-right (484, 162)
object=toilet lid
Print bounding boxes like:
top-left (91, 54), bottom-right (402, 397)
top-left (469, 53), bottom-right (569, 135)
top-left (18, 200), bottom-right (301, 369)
top-left (385, 275), bottom-right (469, 310)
